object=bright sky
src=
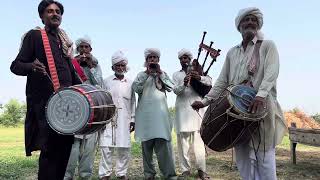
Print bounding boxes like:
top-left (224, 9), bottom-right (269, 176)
top-left (1, 0), bottom-right (319, 115)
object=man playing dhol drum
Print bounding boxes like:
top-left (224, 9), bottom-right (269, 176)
top-left (192, 7), bottom-right (287, 180)
top-left (99, 51), bottom-right (136, 180)
top-left (172, 49), bottom-right (211, 179)
top-left (64, 36), bottom-right (104, 180)
top-left (10, 1), bottom-right (81, 179)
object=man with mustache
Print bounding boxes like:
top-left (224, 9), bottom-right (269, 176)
top-left (132, 48), bottom-right (177, 180)
top-left (99, 51), bottom-right (136, 180)
top-left (192, 7), bottom-right (287, 180)
top-left (10, 1), bottom-right (81, 179)
top-left (172, 49), bottom-right (212, 179)
top-left (64, 36), bottom-right (104, 180)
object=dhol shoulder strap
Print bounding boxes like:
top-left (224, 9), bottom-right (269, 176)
top-left (40, 29), bottom-right (60, 92)
top-left (71, 58), bottom-right (88, 82)
top-left (244, 40), bottom-right (263, 86)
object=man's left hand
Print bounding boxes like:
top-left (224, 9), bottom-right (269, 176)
top-left (156, 64), bottom-right (162, 75)
top-left (190, 71), bottom-right (201, 81)
top-left (191, 101), bottom-right (205, 111)
top-left (248, 96), bottom-right (266, 114)
top-left (129, 122), bottom-right (135, 133)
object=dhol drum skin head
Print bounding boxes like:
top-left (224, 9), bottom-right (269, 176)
top-left (46, 89), bottom-right (90, 134)
top-left (227, 85), bottom-right (267, 118)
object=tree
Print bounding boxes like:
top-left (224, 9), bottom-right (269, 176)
top-left (312, 113), bottom-right (320, 124)
top-left (0, 99), bottom-right (26, 127)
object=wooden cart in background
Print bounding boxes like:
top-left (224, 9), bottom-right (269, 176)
top-left (288, 123), bottom-right (320, 164)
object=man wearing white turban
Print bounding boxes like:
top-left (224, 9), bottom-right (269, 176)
top-left (173, 49), bottom-right (212, 179)
top-left (132, 48), bottom-right (177, 179)
top-left (64, 36), bottom-right (104, 180)
top-left (192, 7), bottom-right (287, 180)
top-left (98, 51), bottom-right (136, 180)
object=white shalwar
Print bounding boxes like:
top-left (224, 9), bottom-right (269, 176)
top-left (172, 70), bottom-right (212, 172)
top-left (99, 75), bottom-right (135, 177)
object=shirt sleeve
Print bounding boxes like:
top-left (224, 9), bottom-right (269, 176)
top-left (201, 52), bottom-right (230, 106)
top-left (200, 75), bottom-right (213, 86)
top-left (91, 64), bottom-right (104, 88)
top-left (10, 30), bottom-right (35, 76)
top-left (172, 72), bottom-right (186, 95)
top-left (256, 41), bottom-right (279, 98)
top-left (132, 72), bottom-right (149, 94)
top-left (103, 78), bottom-right (110, 91)
top-left (130, 90), bottom-right (136, 123)
top-left (159, 72), bottom-right (174, 92)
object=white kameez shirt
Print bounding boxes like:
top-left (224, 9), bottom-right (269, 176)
top-left (201, 36), bottom-right (287, 150)
top-left (100, 75), bottom-right (136, 148)
top-left (173, 70), bottom-right (212, 133)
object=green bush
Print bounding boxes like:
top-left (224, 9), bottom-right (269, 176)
top-left (311, 113), bottom-right (320, 124)
top-left (0, 99), bottom-right (26, 127)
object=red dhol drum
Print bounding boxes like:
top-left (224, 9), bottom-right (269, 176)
top-left (200, 85), bottom-right (267, 152)
top-left (46, 84), bottom-right (116, 135)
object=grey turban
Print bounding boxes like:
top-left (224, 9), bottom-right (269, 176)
top-left (112, 50), bottom-right (128, 66)
top-left (144, 48), bottom-right (161, 59)
top-left (75, 36), bottom-right (92, 48)
top-left (235, 7), bottom-right (263, 32)
top-left (178, 49), bottom-right (193, 60)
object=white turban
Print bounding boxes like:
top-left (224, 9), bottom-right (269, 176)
top-left (75, 36), bottom-right (92, 48)
top-left (144, 48), bottom-right (161, 59)
top-left (235, 7), bottom-right (263, 32)
top-left (178, 49), bottom-right (193, 60)
top-left (111, 50), bottom-right (128, 66)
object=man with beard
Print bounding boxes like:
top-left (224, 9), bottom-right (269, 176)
top-left (132, 48), bottom-right (177, 180)
top-left (64, 36), bottom-right (104, 180)
top-left (10, 0), bottom-right (82, 179)
top-left (99, 51), bottom-right (136, 180)
top-left (191, 7), bottom-right (287, 180)
top-left (172, 49), bottom-right (211, 179)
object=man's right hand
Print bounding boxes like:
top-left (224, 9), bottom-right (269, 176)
top-left (31, 59), bottom-right (47, 75)
top-left (191, 101), bottom-right (205, 111)
top-left (146, 63), bottom-right (160, 75)
top-left (184, 74), bottom-right (191, 86)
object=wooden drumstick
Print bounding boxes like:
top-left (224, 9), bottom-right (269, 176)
top-left (189, 99), bottom-right (203, 119)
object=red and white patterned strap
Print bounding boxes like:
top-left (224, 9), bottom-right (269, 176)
top-left (40, 29), bottom-right (61, 92)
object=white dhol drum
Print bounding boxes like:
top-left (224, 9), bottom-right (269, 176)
top-left (46, 84), bottom-right (116, 135)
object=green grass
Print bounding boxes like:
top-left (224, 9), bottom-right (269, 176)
top-left (277, 134), bottom-right (320, 151)
top-left (1, 127), bottom-right (319, 180)
top-left (0, 127), bottom-right (38, 180)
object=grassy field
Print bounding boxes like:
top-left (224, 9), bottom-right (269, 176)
top-left (0, 127), bottom-right (319, 180)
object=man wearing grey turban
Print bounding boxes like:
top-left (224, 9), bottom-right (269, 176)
top-left (99, 51), bottom-right (136, 180)
top-left (64, 36), bottom-right (104, 180)
top-left (192, 7), bottom-right (287, 180)
top-left (173, 49), bottom-right (212, 179)
top-left (132, 48), bottom-right (177, 179)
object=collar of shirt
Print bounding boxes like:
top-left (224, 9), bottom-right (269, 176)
top-left (112, 75), bottom-right (127, 82)
top-left (236, 35), bottom-right (260, 49)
